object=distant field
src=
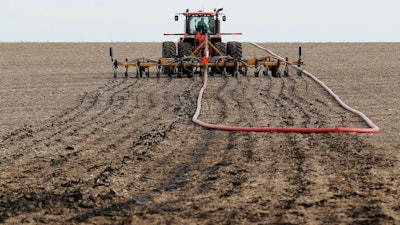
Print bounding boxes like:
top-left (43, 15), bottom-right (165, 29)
top-left (0, 42), bottom-right (399, 224)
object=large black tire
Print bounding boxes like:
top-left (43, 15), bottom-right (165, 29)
top-left (211, 42), bottom-right (226, 75)
top-left (178, 42), bottom-right (192, 58)
top-left (227, 41), bottom-right (242, 59)
top-left (162, 41), bottom-right (176, 58)
top-left (213, 42), bottom-right (227, 56)
top-left (162, 42), bottom-right (176, 75)
top-left (178, 42), bottom-right (194, 78)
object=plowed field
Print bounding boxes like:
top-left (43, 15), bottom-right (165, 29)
top-left (1, 42), bottom-right (399, 224)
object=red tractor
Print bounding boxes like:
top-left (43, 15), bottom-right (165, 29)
top-left (162, 8), bottom-right (243, 76)
top-left (109, 8), bottom-right (303, 79)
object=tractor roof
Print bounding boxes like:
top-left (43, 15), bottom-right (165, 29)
top-left (185, 12), bottom-right (215, 17)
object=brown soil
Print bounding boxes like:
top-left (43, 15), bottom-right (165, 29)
top-left (0, 42), bottom-right (399, 224)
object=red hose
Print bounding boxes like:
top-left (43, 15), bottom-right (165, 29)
top-left (192, 44), bottom-right (379, 133)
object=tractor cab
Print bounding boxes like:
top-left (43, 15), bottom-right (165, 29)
top-left (174, 8), bottom-right (226, 36)
top-left (187, 15), bottom-right (215, 35)
top-left (169, 8), bottom-right (227, 58)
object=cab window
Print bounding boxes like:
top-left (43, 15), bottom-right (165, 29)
top-left (187, 16), bottom-right (215, 35)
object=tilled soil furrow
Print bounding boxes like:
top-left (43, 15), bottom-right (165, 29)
top-left (269, 133), bottom-right (311, 224)
top-left (256, 75), bottom-right (280, 126)
top-left (285, 75), bottom-right (315, 127)
top-left (277, 78), bottom-right (296, 126)
top-left (0, 80), bottom-right (124, 158)
top-left (293, 73), bottom-right (349, 128)
top-left (315, 133), bottom-right (396, 223)
top-left (0, 80), bottom-right (136, 167)
top-left (0, 80), bottom-right (144, 189)
top-left (1, 43), bottom-right (399, 224)
top-left (161, 130), bottom-right (214, 192)
top-left (43, 80), bottom-right (139, 143)
top-left (58, 78), bottom-right (204, 223)
top-left (0, 78), bottom-right (202, 224)
top-left (53, 80), bottom-right (143, 148)
top-left (200, 76), bottom-right (229, 123)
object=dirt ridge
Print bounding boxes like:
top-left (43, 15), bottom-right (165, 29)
top-left (1, 42), bottom-right (399, 224)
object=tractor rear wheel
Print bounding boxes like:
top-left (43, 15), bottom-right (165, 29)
top-left (227, 41), bottom-right (242, 59)
top-left (162, 41), bottom-right (176, 75)
top-left (162, 41), bottom-right (176, 58)
top-left (213, 42), bottom-right (227, 56)
top-left (212, 42), bottom-right (227, 75)
top-left (227, 42), bottom-right (243, 76)
top-left (178, 42), bottom-right (192, 58)
top-left (178, 42), bottom-right (194, 78)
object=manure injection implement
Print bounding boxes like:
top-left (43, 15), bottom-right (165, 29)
top-left (109, 8), bottom-right (379, 134)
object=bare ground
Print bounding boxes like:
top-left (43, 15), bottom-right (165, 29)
top-left (0, 42), bottom-right (399, 224)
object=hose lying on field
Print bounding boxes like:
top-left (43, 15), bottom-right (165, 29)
top-left (192, 43), bottom-right (379, 133)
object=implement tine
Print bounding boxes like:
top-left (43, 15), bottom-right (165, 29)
top-left (109, 47), bottom-right (114, 62)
